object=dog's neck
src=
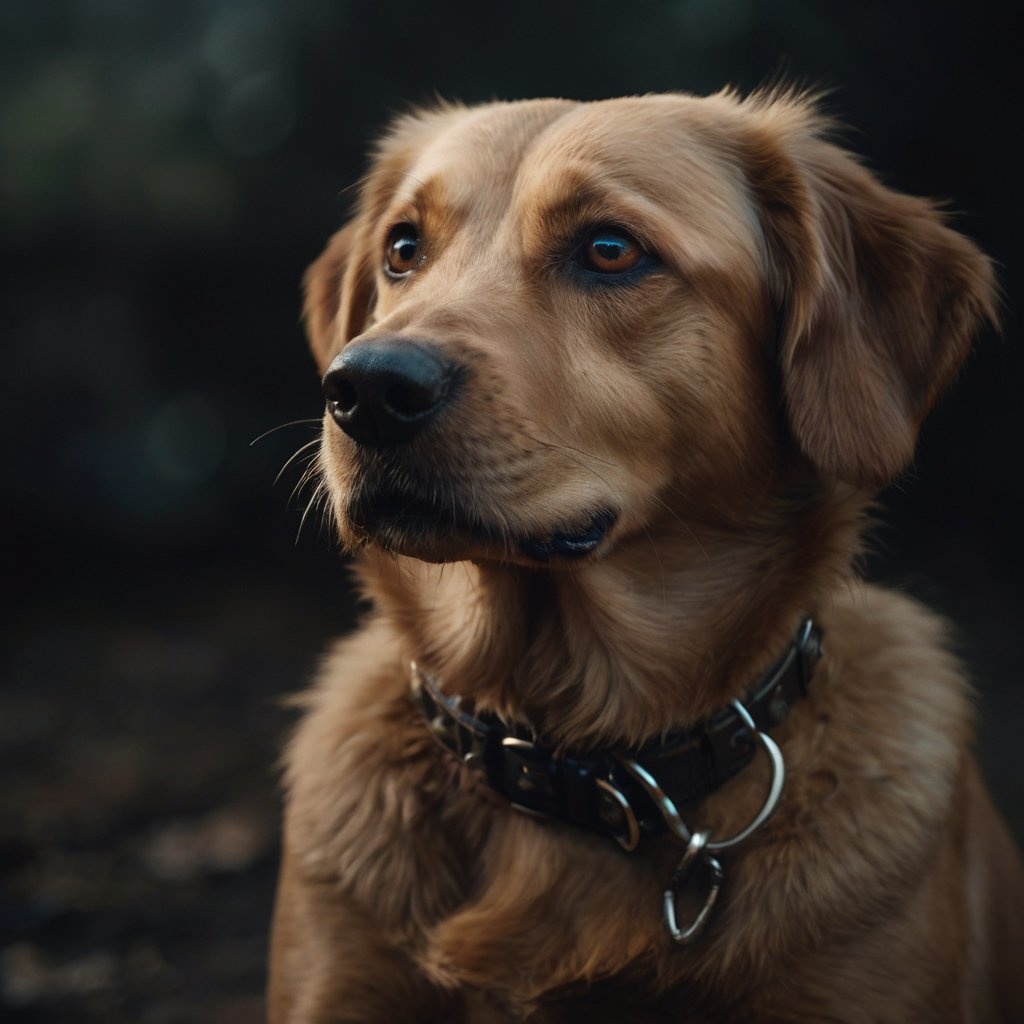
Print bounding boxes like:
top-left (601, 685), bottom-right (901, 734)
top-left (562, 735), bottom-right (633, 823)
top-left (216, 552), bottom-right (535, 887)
top-left (357, 484), bottom-right (864, 749)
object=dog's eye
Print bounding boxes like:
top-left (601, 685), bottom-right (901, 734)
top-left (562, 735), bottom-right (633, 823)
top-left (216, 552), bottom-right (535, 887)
top-left (579, 229), bottom-right (644, 274)
top-left (385, 223), bottom-right (420, 277)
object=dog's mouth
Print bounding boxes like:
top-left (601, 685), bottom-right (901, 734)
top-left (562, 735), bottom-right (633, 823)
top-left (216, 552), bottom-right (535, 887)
top-left (347, 485), bottom-right (616, 565)
top-left (515, 508), bottom-right (616, 562)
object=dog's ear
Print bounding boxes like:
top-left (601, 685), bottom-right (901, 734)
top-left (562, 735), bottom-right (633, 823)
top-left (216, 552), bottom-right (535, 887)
top-left (303, 222), bottom-right (375, 372)
top-left (746, 101), bottom-right (997, 488)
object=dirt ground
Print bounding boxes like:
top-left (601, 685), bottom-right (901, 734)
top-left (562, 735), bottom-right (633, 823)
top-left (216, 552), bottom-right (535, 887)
top-left (1, 548), bottom-right (356, 1023)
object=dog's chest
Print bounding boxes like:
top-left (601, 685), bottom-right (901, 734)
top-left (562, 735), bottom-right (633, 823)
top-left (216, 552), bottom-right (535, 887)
top-left (289, 683), bottom-right (494, 936)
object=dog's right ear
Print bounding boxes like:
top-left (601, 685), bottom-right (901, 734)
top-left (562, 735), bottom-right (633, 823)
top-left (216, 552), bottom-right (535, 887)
top-left (302, 222), bottom-right (375, 373)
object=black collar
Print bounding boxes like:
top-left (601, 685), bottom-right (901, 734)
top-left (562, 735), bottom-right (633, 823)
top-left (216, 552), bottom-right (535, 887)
top-left (412, 618), bottom-right (822, 850)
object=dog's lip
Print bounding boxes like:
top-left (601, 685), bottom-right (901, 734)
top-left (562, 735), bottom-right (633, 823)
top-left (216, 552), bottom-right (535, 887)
top-left (517, 509), bottom-right (617, 562)
top-left (348, 485), bottom-right (616, 563)
top-left (349, 486), bottom-right (497, 544)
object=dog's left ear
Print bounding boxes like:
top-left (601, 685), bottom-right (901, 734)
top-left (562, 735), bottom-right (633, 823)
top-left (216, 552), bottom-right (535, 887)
top-left (747, 105), bottom-right (997, 488)
top-left (303, 222), bottom-right (375, 372)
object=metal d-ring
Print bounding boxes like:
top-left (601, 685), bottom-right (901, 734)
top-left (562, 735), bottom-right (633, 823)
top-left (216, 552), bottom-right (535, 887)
top-left (595, 777), bottom-right (641, 852)
top-left (704, 700), bottom-right (785, 852)
top-left (663, 831), bottom-right (724, 944)
top-left (616, 757), bottom-right (693, 845)
top-left (617, 699), bottom-right (785, 853)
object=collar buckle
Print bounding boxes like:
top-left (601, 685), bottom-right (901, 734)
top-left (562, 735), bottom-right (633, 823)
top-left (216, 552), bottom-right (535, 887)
top-left (500, 737), bottom-right (558, 815)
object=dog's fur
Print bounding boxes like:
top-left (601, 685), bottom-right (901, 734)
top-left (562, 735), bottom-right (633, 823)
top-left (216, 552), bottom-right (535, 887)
top-left (269, 91), bottom-right (1024, 1022)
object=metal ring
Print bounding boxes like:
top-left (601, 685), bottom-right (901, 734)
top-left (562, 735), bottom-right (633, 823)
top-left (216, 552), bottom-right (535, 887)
top-left (663, 831), bottom-right (724, 944)
top-left (704, 700), bottom-right (785, 852)
top-left (616, 757), bottom-right (692, 845)
top-left (595, 778), bottom-right (641, 852)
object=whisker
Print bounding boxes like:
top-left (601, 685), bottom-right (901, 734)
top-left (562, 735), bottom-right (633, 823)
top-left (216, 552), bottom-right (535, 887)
top-left (520, 430), bottom-right (620, 499)
top-left (275, 438), bottom-right (322, 487)
top-left (646, 491), bottom-right (711, 563)
top-left (525, 433), bottom-right (617, 469)
top-left (250, 418), bottom-right (322, 447)
top-left (313, 483), bottom-right (334, 541)
top-left (288, 458), bottom-right (322, 508)
top-left (295, 480), bottom-right (327, 545)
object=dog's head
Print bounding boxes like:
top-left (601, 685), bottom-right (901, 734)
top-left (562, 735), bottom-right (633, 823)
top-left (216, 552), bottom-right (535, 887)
top-left (305, 91), bottom-right (994, 566)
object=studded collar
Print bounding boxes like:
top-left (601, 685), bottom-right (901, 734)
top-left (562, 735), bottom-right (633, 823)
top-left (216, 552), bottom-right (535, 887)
top-left (411, 618), bottom-right (822, 850)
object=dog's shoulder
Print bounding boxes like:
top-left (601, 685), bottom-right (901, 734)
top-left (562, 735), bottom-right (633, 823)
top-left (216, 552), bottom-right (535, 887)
top-left (787, 580), bottom-right (974, 842)
top-left (281, 618), bottom-right (490, 936)
top-left (818, 580), bottom-right (972, 741)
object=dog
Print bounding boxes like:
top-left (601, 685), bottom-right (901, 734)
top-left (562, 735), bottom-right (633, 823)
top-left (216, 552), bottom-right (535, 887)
top-left (268, 90), bottom-right (1024, 1022)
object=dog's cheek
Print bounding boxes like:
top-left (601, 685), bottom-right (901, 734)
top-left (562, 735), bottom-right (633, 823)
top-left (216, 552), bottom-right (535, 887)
top-left (643, 316), bottom-right (781, 514)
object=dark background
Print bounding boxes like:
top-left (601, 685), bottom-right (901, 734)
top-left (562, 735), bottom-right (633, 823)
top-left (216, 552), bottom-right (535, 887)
top-left (2, 1), bottom-right (1021, 1020)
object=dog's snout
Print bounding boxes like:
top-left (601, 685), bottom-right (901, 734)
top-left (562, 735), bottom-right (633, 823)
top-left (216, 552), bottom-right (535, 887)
top-left (322, 339), bottom-right (456, 447)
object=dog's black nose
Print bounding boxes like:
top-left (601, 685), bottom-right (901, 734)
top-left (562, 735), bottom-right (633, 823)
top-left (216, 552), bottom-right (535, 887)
top-left (322, 339), bottom-right (456, 447)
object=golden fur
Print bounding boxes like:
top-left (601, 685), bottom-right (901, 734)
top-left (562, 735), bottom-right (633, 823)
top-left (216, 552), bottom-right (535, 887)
top-left (269, 90), bottom-right (1024, 1022)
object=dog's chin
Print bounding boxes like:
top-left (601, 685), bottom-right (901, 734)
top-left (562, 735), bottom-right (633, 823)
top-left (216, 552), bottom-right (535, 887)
top-left (345, 486), bottom-right (616, 566)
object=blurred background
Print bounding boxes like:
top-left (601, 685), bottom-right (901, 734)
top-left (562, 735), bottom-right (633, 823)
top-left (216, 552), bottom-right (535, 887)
top-left (2, 1), bottom-right (1021, 1020)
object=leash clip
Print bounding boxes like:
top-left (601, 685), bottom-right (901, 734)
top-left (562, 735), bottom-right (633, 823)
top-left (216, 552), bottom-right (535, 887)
top-left (662, 831), bottom-right (724, 944)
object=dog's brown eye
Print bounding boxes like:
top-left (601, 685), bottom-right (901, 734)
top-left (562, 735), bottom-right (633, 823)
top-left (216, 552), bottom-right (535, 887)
top-left (385, 224), bottom-right (420, 276)
top-left (580, 229), bottom-right (643, 274)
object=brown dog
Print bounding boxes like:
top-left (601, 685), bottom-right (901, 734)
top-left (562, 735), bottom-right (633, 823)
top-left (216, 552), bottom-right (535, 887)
top-left (269, 90), bottom-right (1024, 1022)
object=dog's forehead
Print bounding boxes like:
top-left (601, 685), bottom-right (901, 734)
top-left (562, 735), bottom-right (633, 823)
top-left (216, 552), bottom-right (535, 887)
top-left (391, 97), bottom-right (758, 261)
top-left (395, 100), bottom-right (578, 208)
top-left (513, 97), bottom-right (755, 233)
